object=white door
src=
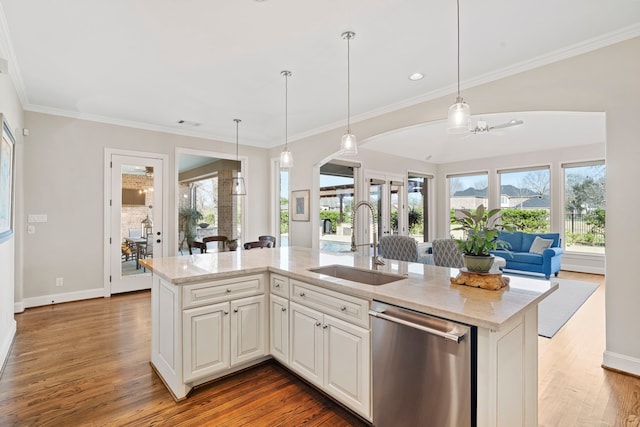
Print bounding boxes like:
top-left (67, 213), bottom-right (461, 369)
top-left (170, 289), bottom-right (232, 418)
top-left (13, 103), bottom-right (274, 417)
top-left (108, 153), bottom-right (164, 294)
top-left (183, 302), bottom-right (230, 382)
top-left (368, 174), bottom-right (405, 239)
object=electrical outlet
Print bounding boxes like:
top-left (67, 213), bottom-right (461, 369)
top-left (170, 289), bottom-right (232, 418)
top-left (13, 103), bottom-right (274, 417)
top-left (55, 277), bottom-right (63, 287)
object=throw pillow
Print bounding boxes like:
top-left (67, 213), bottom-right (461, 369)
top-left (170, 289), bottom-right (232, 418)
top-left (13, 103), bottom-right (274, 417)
top-left (529, 236), bottom-right (553, 254)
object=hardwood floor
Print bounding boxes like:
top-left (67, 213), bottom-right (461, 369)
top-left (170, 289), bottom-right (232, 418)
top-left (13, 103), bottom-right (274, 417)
top-left (0, 272), bottom-right (638, 426)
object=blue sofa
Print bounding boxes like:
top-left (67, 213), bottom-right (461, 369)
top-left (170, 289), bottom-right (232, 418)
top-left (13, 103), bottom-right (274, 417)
top-left (490, 231), bottom-right (563, 279)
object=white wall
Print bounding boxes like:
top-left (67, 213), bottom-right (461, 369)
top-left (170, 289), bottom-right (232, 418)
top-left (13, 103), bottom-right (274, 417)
top-left (0, 69), bottom-right (23, 368)
top-left (20, 112), bottom-right (270, 304)
top-left (277, 37), bottom-right (640, 376)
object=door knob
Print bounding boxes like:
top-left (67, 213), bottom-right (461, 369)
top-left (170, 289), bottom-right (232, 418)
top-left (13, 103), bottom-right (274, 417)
top-left (156, 239), bottom-right (161, 243)
top-left (156, 231), bottom-right (161, 236)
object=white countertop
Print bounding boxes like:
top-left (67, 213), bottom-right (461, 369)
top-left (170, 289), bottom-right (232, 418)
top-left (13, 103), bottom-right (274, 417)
top-left (140, 247), bottom-right (557, 331)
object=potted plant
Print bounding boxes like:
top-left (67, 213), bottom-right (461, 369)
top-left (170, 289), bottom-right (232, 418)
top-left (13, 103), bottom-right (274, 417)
top-left (179, 206), bottom-right (203, 244)
top-left (226, 238), bottom-right (238, 251)
top-left (452, 205), bottom-right (514, 273)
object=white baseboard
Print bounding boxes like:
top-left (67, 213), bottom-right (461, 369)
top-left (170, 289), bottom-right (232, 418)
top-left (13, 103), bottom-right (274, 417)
top-left (603, 350), bottom-right (640, 377)
top-left (14, 301), bottom-right (25, 313)
top-left (22, 288), bottom-right (107, 309)
top-left (562, 263), bottom-right (605, 275)
top-left (0, 319), bottom-right (16, 375)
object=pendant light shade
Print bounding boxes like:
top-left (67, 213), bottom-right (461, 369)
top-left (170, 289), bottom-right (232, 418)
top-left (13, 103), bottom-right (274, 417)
top-left (447, 0), bottom-right (471, 134)
top-left (340, 31), bottom-right (357, 155)
top-left (279, 70), bottom-right (294, 169)
top-left (231, 118), bottom-right (246, 196)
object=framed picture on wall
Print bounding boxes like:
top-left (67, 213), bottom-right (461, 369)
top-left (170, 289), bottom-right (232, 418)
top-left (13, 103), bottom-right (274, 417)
top-left (0, 116), bottom-right (15, 243)
top-left (291, 189), bottom-right (310, 222)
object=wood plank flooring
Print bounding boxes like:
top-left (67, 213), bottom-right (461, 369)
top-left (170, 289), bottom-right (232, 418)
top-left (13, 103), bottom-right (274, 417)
top-left (0, 271), bottom-right (638, 426)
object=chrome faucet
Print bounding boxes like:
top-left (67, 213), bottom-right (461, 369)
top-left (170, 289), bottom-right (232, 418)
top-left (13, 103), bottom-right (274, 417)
top-left (351, 201), bottom-right (385, 270)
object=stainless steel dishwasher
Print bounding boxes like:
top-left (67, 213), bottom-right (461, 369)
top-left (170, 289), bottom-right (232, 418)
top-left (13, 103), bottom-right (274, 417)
top-left (369, 300), bottom-right (476, 427)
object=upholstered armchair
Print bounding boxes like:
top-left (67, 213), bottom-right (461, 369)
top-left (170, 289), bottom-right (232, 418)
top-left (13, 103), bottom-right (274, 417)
top-left (378, 235), bottom-right (434, 264)
top-left (431, 238), bottom-right (465, 268)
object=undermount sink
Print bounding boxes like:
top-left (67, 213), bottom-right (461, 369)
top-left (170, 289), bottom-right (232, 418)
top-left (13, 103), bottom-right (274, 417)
top-left (308, 264), bottom-right (406, 286)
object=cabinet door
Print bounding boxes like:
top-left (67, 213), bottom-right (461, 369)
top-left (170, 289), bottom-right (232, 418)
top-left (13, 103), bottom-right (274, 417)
top-left (323, 315), bottom-right (371, 418)
top-left (289, 302), bottom-right (323, 387)
top-left (230, 295), bottom-right (266, 366)
top-left (183, 302), bottom-right (230, 382)
top-left (270, 294), bottom-right (289, 365)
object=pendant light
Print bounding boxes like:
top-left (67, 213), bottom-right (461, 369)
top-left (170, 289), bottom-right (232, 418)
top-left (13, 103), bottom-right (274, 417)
top-left (231, 118), bottom-right (246, 196)
top-left (447, 0), bottom-right (471, 134)
top-left (279, 70), bottom-right (294, 169)
top-left (340, 31), bottom-right (357, 155)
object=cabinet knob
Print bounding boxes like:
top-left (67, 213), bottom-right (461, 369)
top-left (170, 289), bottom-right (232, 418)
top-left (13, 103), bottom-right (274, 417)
top-left (281, 307), bottom-right (287, 312)
top-left (223, 311), bottom-right (229, 315)
top-left (322, 324), bottom-right (328, 329)
top-left (233, 308), bottom-right (238, 313)
top-left (299, 292), bottom-right (305, 297)
top-left (226, 289), bottom-right (232, 293)
top-left (315, 322), bottom-right (321, 327)
top-left (275, 283), bottom-right (281, 288)
top-left (340, 306), bottom-right (347, 312)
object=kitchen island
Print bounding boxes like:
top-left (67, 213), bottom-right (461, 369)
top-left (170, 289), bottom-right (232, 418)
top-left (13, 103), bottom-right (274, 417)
top-left (141, 246), bottom-right (557, 426)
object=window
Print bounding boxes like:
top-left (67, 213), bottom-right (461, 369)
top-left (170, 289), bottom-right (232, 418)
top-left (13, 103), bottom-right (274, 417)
top-left (498, 167), bottom-right (550, 232)
top-left (407, 173), bottom-right (432, 242)
top-left (563, 161), bottom-right (606, 254)
top-left (319, 161), bottom-right (357, 252)
top-left (279, 169), bottom-right (289, 247)
top-left (448, 173), bottom-right (488, 236)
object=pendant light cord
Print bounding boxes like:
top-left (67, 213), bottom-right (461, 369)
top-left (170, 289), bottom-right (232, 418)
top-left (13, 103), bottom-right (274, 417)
top-left (347, 34), bottom-right (351, 133)
top-left (285, 72), bottom-right (288, 150)
top-left (234, 118), bottom-right (240, 161)
top-left (456, 0), bottom-right (461, 98)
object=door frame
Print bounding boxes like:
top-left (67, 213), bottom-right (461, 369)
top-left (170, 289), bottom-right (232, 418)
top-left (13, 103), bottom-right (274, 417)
top-left (365, 170), bottom-right (405, 238)
top-left (103, 148), bottom-right (169, 297)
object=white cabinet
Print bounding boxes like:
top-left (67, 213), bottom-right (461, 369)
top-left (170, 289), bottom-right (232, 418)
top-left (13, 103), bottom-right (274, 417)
top-left (151, 273), bottom-right (267, 400)
top-left (183, 301), bottom-right (230, 382)
top-left (230, 295), bottom-right (266, 366)
top-left (183, 295), bottom-right (266, 383)
top-left (270, 293), bottom-right (289, 365)
top-left (290, 296), bottom-right (371, 419)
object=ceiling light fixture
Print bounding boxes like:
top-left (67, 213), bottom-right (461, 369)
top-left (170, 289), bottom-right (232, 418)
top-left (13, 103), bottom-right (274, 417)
top-left (231, 118), bottom-right (246, 196)
top-left (409, 72), bottom-right (424, 81)
top-left (340, 31), bottom-right (357, 155)
top-left (279, 70), bottom-right (294, 169)
top-left (447, 0), bottom-right (471, 134)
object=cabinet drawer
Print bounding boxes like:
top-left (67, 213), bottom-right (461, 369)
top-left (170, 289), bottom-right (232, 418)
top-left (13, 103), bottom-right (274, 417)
top-left (270, 274), bottom-right (289, 298)
top-left (183, 274), bottom-right (265, 309)
top-left (291, 280), bottom-right (369, 328)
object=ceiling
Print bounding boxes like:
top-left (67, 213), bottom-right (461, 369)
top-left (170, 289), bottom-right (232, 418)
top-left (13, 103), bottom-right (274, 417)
top-left (0, 1), bottom-right (638, 157)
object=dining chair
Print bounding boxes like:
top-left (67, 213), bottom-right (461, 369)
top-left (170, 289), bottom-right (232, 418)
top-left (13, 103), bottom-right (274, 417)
top-left (243, 240), bottom-right (273, 250)
top-left (431, 238), bottom-right (465, 268)
top-left (258, 235), bottom-right (276, 247)
top-left (202, 235), bottom-right (228, 253)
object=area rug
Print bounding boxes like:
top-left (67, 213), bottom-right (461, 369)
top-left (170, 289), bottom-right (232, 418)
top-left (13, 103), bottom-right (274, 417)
top-left (538, 279), bottom-right (598, 338)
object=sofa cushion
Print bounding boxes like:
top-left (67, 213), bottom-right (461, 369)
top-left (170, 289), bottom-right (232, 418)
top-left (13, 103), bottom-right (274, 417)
top-left (508, 251), bottom-right (544, 265)
top-left (521, 232), bottom-right (560, 251)
top-left (529, 236), bottom-right (554, 254)
top-left (498, 231), bottom-right (523, 252)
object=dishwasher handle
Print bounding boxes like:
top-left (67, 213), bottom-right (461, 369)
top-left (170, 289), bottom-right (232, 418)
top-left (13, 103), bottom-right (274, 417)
top-left (369, 309), bottom-right (467, 343)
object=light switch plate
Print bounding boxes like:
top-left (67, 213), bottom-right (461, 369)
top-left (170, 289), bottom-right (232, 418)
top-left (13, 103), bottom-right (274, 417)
top-left (28, 214), bottom-right (48, 223)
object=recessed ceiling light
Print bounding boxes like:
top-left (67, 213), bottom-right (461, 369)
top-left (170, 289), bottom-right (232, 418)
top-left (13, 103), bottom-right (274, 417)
top-left (409, 73), bottom-right (424, 81)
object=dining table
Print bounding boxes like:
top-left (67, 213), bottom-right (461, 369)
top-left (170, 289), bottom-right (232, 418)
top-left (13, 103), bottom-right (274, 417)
top-left (124, 236), bottom-right (147, 269)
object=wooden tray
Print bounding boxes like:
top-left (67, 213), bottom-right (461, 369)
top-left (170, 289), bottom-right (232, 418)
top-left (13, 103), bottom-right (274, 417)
top-left (450, 269), bottom-right (510, 290)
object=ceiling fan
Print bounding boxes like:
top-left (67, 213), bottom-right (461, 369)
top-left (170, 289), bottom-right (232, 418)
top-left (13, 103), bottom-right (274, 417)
top-left (470, 119), bottom-right (523, 134)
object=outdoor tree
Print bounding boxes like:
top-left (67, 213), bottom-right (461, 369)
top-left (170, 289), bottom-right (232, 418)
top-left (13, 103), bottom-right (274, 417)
top-left (520, 170), bottom-right (549, 197)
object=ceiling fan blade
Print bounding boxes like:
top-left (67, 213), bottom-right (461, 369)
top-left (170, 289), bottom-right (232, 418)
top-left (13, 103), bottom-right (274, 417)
top-left (490, 119), bottom-right (524, 130)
